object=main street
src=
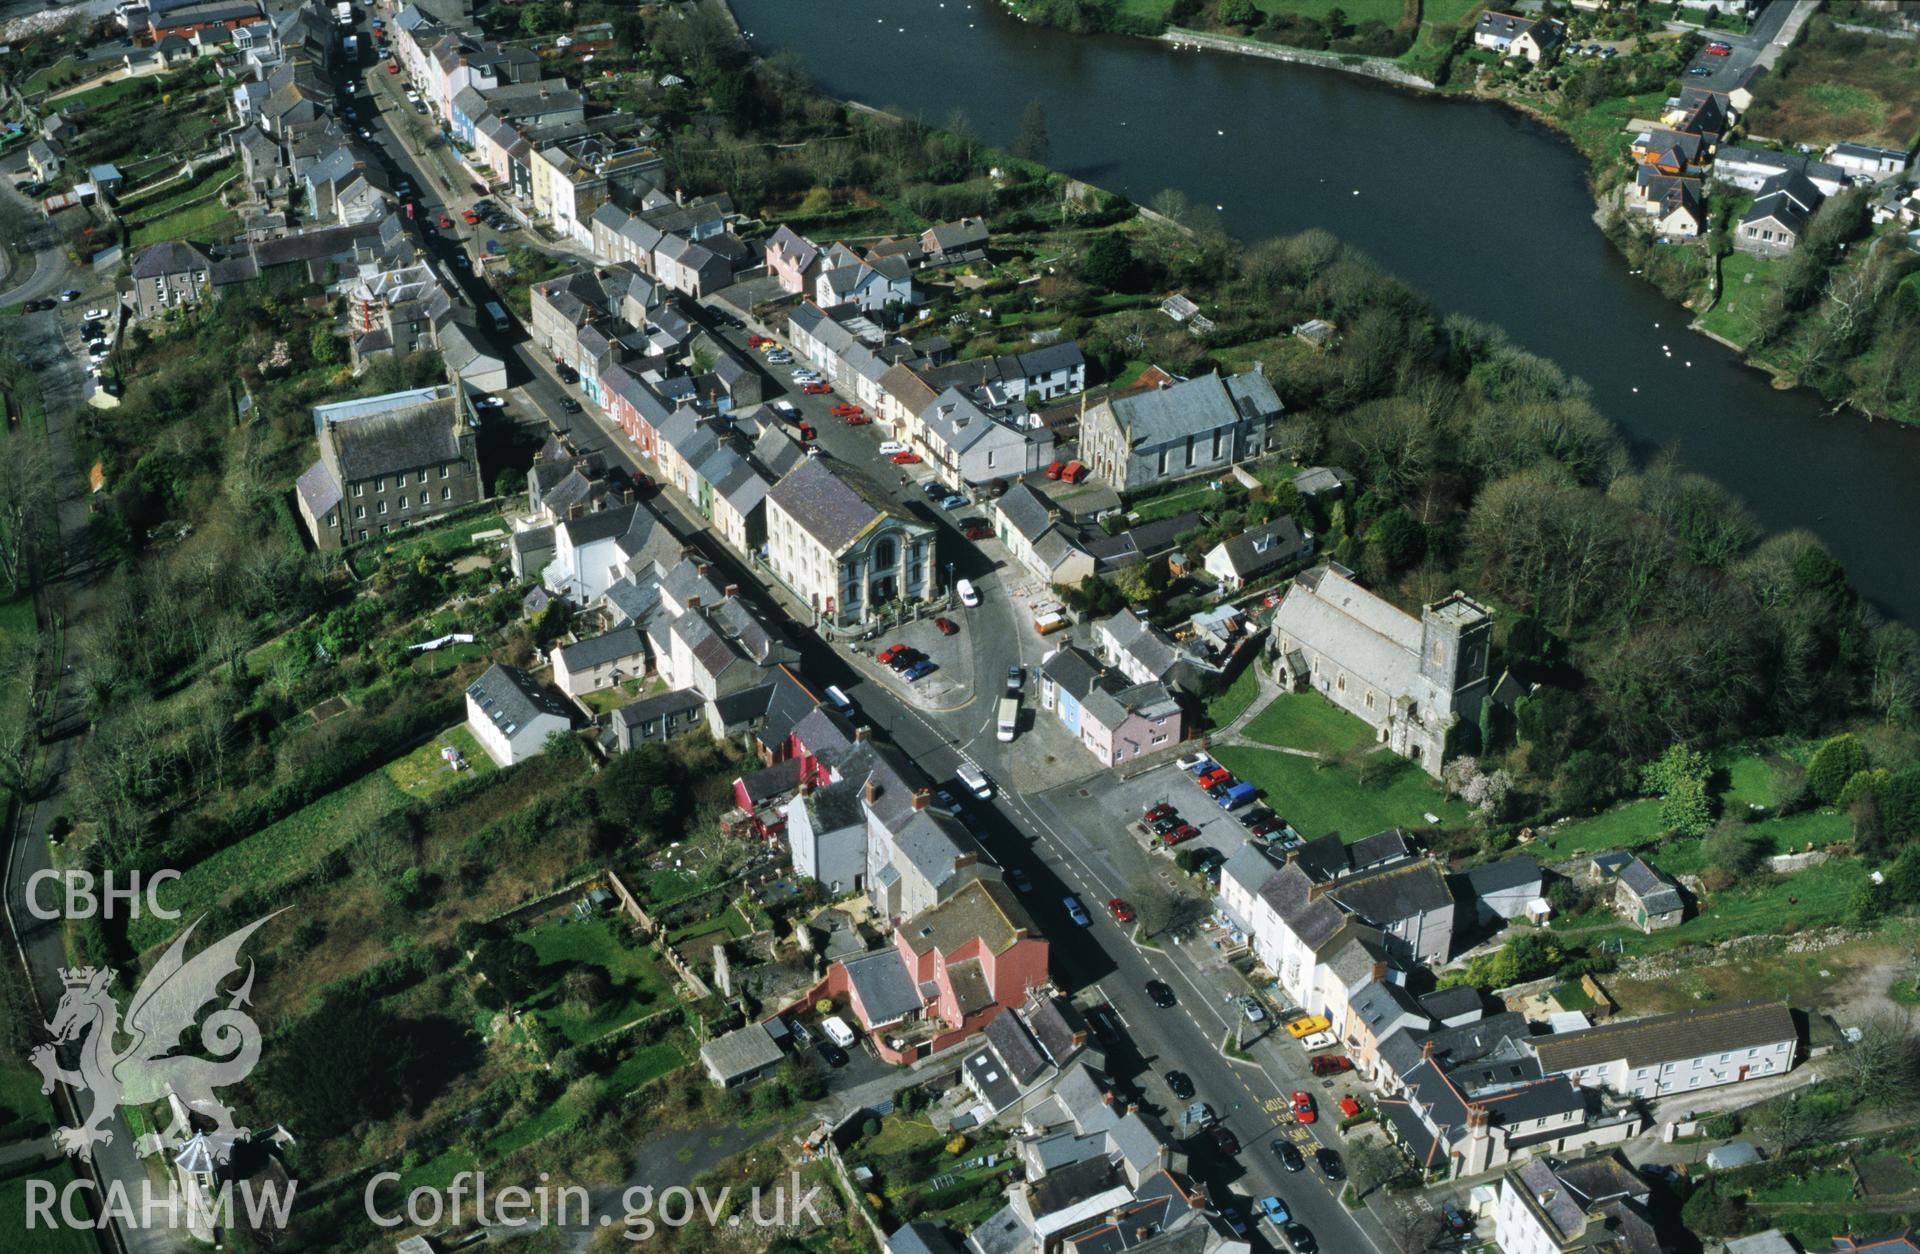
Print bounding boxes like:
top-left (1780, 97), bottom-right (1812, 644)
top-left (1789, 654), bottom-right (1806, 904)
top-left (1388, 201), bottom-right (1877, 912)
top-left (345, 21), bottom-right (1404, 1247)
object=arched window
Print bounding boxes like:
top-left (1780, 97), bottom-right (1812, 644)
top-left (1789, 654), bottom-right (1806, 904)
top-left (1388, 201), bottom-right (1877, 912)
top-left (873, 534), bottom-right (898, 570)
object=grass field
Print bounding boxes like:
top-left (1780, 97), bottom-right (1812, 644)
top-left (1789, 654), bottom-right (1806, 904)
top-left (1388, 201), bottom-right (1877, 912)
top-left (1210, 743), bottom-right (1469, 840)
top-left (1129, 480), bottom-right (1231, 524)
top-left (1698, 251), bottom-right (1783, 349)
top-left (129, 200), bottom-right (237, 250)
top-left (122, 162), bottom-right (238, 225)
top-left (1203, 666), bottom-right (1262, 730)
top-left (348, 508), bottom-right (507, 577)
top-left (1250, 0), bottom-right (1407, 20)
top-left (520, 915), bottom-right (676, 1044)
top-left (20, 55), bottom-right (80, 96)
top-left (1420, 0), bottom-right (1481, 23)
top-left (0, 1162), bottom-right (98, 1254)
top-left (1240, 692), bottom-right (1374, 756)
top-left (1744, 17), bottom-right (1920, 149)
top-left (130, 727), bottom-right (490, 949)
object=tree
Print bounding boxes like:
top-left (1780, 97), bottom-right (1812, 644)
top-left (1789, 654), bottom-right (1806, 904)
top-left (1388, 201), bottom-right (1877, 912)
top-left (1345, 1139), bottom-right (1403, 1199)
top-left (1807, 733), bottom-right (1868, 805)
top-left (1700, 821), bottom-right (1765, 888)
top-left (1217, 0), bottom-right (1259, 28)
top-left (308, 323), bottom-right (340, 366)
top-left (1660, 773), bottom-right (1713, 838)
top-left (471, 937), bottom-right (540, 1006)
top-left (1012, 100), bottom-right (1051, 163)
top-left (1078, 231), bottom-right (1136, 292)
top-left (1747, 1090), bottom-right (1846, 1157)
top-left (1836, 1012), bottom-right (1920, 1108)
top-left (1126, 876), bottom-right (1206, 938)
top-left (1640, 742), bottom-right (1710, 798)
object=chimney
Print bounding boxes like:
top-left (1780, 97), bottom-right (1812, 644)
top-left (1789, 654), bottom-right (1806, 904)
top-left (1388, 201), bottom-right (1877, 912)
top-left (1285, 849), bottom-right (1302, 867)
top-left (686, 595), bottom-right (700, 609)
top-left (854, 726), bottom-right (872, 743)
top-left (1371, 959), bottom-right (1389, 984)
top-left (697, 562), bottom-right (709, 576)
top-left (1422, 1039), bottom-right (1436, 1062)
top-left (912, 788), bottom-right (931, 811)
top-left (799, 781), bottom-right (813, 797)
top-left (1467, 1107), bottom-right (1489, 1134)
top-left (724, 583), bottom-right (739, 599)
top-left (864, 777), bottom-right (880, 804)
top-left (1102, 1091), bottom-right (1114, 1106)
top-left (568, 503), bottom-right (584, 519)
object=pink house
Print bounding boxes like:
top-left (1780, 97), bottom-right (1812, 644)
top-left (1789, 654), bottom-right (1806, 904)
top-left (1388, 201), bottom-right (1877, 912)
top-left (1077, 681), bottom-right (1186, 768)
top-left (601, 365), bottom-right (671, 460)
top-left (810, 879), bottom-right (1051, 1065)
top-left (766, 225), bottom-right (820, 296)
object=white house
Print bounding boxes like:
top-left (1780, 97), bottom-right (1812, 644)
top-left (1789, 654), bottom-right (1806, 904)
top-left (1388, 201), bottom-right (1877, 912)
top-left (1494, 1154), bottom-right (1657, 1254)
top-left (465, 664), bottom-right (574, 765)
top-left (765, 456), bottom-right (937, 628)
top-left (1528, 999), bottom-right (1797, 1100)
top-left (552, 625), bottom-right (648, 696)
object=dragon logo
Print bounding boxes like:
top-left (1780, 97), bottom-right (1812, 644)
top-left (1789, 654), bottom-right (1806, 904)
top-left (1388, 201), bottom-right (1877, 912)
top-left (30, 912), bottom-right (282, 1163)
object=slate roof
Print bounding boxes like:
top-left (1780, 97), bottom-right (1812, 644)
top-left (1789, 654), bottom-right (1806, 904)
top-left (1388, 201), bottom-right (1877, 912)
top-left (1101, 369), bottom-right (1282, 447)
top-left (1213, 514), bottom-right (1310, 579)
top-left (1464, 854), bottom-right (1541, 896)
top-left (767, 455), bottom-right (916, 554)
top-left (982, 1009), bottom-right (1049, 1085)
top-left (131, 240), bottom-right (213, 279)
top-left (611, 687), bottom-right (704, 730)
top-left (996, 482), bottom-right (1055, 542)
top-left (328, 401), bottom-right (462, 482)
top-left (700, 1023), bottom-right (782, 1081)
top-left (1325, 859), bottom-right (1453, 926)
top-left (842, 949), bottom-right (924, 1026)
top-left (557, 625), bottom-right (645, 673)
top-left (294, 460), bottom-right (342, 520)
top-left (466, 664), bottom-right (572, 736)
top-left (1531, 999), bottom-right (1795, 1075)
top-left (1417, 985), bottom-right (1485, 1023)
top-left (1617, 856), bottom-right (1683, 914)
top-left (1272, 565), bottom-right (1444, 717)
top-left (1744, 168), bottom-right (1824, 235)
top-left (1025, 993), bottom-right (1085, 1066)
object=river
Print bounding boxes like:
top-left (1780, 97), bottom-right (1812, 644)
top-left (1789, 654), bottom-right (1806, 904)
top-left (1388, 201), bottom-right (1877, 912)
top-left (731, 0), bottom-right (1920, 623)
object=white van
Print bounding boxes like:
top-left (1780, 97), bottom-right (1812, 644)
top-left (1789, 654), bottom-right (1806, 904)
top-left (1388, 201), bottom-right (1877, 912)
top-left (821, 1015), bottom-right (855, 1048)
top-left (956, 763), bottom-right (993, 800)
top-left (824, 684), bottom-right (855, 715)
top-left (996, 697), bottom-right (1018, 743)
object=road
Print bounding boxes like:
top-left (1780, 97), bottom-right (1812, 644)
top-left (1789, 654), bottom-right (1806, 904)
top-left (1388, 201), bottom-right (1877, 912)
top-left (1671, 0), bottom-right (1798, 92)
top-left (0, 177), bottom-right (175, 1253)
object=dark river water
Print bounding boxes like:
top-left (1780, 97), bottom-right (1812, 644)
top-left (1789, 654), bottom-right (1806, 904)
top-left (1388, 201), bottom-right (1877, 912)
top-left (732, 0), bottom-right (1920, 623)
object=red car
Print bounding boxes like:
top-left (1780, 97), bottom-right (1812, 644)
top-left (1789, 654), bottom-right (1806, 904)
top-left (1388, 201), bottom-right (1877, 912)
top-left (1143, 803), bottom-right (1175, 823)
top-left (1197, 767), bottom-right (1232, 788)
top-left (963, 523), bottom-right (991, 540)
top-left (461, 209), bottom-right (478, 224)
top-left (1705, 42), bottom-right (1731, 55)
top-left (844, 413), bottom-right (871, 426)
top-left (830, 403), bottom-right (862, 418)
top-left (1044, 460), bottom-right (1066, 480)
top-left (747, 334), bottom-right (772, 348)
top-left (934, 616), bottom-right (958, 636)
top-left (877, 643), bottom-right (906, 665)
top-left (801, 382), bottom-right (831, 395)
top-left (1062, 460), bottom-right (1088, 484)
top-left (1107, 898), bottom-right (1135, 923)
top-left (436, 212), bottom-right (452, 229)
top-left (387, 61), bottom-right (400, 73)
top-left (797, 423), bottom-right (817, 441)
top-left (890, 451), bottom-right (922, 464)
top-left (1163, 824), bottom-right (1199, 846)
top-left (1291, 1091), bottom-right (1317, 1124)
top-left (1310, 1054), bottom-right (1353, 1076)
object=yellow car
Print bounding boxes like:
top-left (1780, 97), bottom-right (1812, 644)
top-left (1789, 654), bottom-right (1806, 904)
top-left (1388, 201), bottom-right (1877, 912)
top-left (1285, 1014), bottom-right (1331, 1040)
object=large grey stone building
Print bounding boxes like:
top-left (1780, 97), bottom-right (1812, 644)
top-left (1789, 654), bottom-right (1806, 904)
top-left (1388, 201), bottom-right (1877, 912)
top-left (1270, 565), bottom-right (1492, 777)
top-left (294, 385), bottom-right (483, 549)
top-left (1077, 368), bottom-right (1282, 492)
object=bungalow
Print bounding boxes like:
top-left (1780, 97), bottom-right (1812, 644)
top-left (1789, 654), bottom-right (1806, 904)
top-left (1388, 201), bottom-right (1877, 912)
top-left (700, 1023), bottom-right (783, 1088)
top-left (1827, 142), bottom-right (1910, 179)
top-left (1712, 146), bottom-right (1849, 197)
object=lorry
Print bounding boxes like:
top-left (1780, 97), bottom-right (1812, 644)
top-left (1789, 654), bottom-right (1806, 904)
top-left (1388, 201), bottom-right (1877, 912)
top-left (996, 697), bottom-right (1018, 742)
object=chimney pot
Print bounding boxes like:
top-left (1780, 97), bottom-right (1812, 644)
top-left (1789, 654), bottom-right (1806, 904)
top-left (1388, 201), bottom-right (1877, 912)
top-left (1102, 1091), bottom-right (1114, 1106)
top-left (1371, 959), bottom-right (1389, 984)
top-left (686, 595), bottom-right (700, 608)
top-left (1422, 1039), bottom-right (1436, 1061)
top-left (854, 726), bottom-right (872, 742)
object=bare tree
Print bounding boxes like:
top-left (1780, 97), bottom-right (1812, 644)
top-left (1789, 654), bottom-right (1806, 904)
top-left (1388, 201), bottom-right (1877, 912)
top-left (1747, 1089), bottom-right (1846, 1157)
top-left (0, 434), bottom-right (55, 597)
top-left (1837, 1011), bottom-right (1920, 1108)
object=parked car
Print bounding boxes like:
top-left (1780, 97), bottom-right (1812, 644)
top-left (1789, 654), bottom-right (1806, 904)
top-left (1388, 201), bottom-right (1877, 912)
top-left (904, 659), bottom-right (937, 682)
top-left (962, 522), bottom-right (991, 540)
top-left (1146, 979), bottom-right (1176, 1008)
top-left (877, 643), bottom-right (907, 665)
top-left (877, 441), bottom-right (906, 456)
top-left (1309, 1054), bottom-right (1353, 1076)
top-left (830, 402), bottom-right (862, 417)
top-left (1107, 898), bottom-right (1135, 923)
top-left (802, 381), bottom-right (831, 395)
top-left (816, 1041), bottom-right (848, 1068)
top-left (747, 334), bottom-right (772, 348)
top-left (1271, 1138), bottom-right (1305, 1172)
top-left (1143, 803), bottom-right (1175, 823)
top-left (931, 787), bottom-right (964, 815)
top-left (889, 451), bottom-right (921, 464)
top-left (556, 364), bottom-right (580, 383)
top-left (1286, 1014), bottom-right (1331, 1039)
top-left (462, 209), bottom-right (479, 224)
top-left (1178, 753), bottom-right (1215, 775)
top-left (1006, 664), bottom-right (1023, 694)
top-left (1165, 823), bottom-right (1199, 845)
top-left (23, 299), bottom-right (55, 313)
top-left (83, 307), bottom-right (113, 322)
top-left (1062, 895), bottom-right (1092, 926)
top-left (1165, 1069), bottom-right (1194, 1100)
top-left (1239, 995), bottom-right (1266, 1024)
top-left (387, 60), bottom-right (400, 72)
top-left (1009, 867), bottom-right (1034, 893)
top-left (845, 412), bottom-right (871, 425)
top-left (766, 351), bottom-right (793, 364)
top-left (1044, 460), bottom-right (1065, 479)
top-left (1257, 1196), bottom-right (1292, 1225)
top-left (955, 578), bottom-right (979, 607)
top-left (934, 616), bottom-right (958, 636)
top-left (1197, 766), bottom-right (1232, 787)
top-left (1291, 1090), bottom-right (1316, 1123)
top-left (560, 399), bottom-right (581, 413)
top-left (1282, 1221), bottom-right (1319, 1254)
top-left (938, 493), bottom-right (968, 511)
top-left (1314, 1147), bottom-right (1344, 1180)
top-left (1207, 1126), bottom-right (1241, 1156)
top-left (1705, 41), bottom-right (1732, 54)
top-left (1687, 66), bottom-right (1713, 76)
top-left (59, 290), bottom-right (80, 303)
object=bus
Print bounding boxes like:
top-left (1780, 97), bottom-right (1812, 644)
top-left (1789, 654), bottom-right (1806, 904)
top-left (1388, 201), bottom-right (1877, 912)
top-left (996, 697), bottom-right (1018, 742)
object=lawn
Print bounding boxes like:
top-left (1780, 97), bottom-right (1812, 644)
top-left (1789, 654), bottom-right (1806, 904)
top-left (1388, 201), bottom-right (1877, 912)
top-left (121, 162), bottom-right (238, 225)
top-left (129, 200), bottom-right (238, 250)
top-left (1699, 251), bottom-right (1784, 349)
top-left (1129, 479), bottom-right (1235, 524)
top-left (0, 1060), bottom-right (54, 1138)
top-left (1208, 744), bottom-right (1469, 840)
top-left (1744, 17), bottom-right (1920, 149)
top-left (1249, 0), bottom-right (1407, 21)
top-left (1555, 90), bottom-right (1669, 169)
top-left (20, 55), bottom-right (80, 95)
top-left (348, 508), bottom-right (507, 576)
top-left (1204, 666), bottom-right (1262, 731)
top-left (0, 1162), bottom-right (98, 1254)
top-left (1240, 692), bottom-right (1374, 756)
top-left (1752, 1166), bottom-right (1857, 1207)
top-left (1420, 0), bottom-right (1482, 23)
top-left (130, 727), bottom-right (485, 950)
top-left (520, 915), bottom-right (676, 1044)
top-left (607, 1037), bottom-right (695, 1092)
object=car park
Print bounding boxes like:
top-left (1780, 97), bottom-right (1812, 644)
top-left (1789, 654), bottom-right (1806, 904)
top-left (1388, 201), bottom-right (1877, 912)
top-left (1291, 1090), bottom-right (1316, 1123)
top-left (1314, 1147), bottom-right (1343, 1180)
top-left (1282, 1221), bottom-right (1319, 1254)
top-left (1271, 1138), bottom-right (1305, 1172)
top-left (1063, 896), bottom-right (1091, 926)
top-left (1207, 1126), bottom-right (1241, 1156)
top-left (1146, 979), bottom-right (1176, 1008)
top-left (1257, 1196), bottom-right (1291, 1224)
top-left (1107, 898), bottom-right (1135, 923)
top-left (934, 616), bottom-right (958, 636)
top-left (1165, 1070), bottom-right (1194, 1100)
